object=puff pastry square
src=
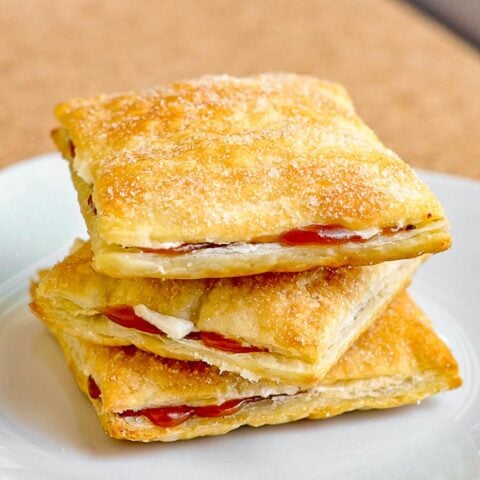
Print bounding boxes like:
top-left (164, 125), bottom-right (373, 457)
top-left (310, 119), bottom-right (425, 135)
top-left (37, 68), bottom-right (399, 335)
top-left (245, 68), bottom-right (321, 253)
top-left (52, 73), bottom-right (450, 279)
top-left (44, 292), bottom-right (461, 442)
top-left (31, 241), bottom-right (424, 385)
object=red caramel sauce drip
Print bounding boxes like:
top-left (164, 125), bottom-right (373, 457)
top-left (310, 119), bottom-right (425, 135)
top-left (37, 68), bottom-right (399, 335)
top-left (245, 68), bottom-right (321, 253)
top-left (121, 405), bottom-right (195, 428)
top-left (87, 194), bottom-right (97, 215)
top-left (120, 344), bottom-right (138, 357)
top-left (188, 331), bottom-right (268, 353)
top-left (279, 224), bottom-right (414, 245)
top-left (136, 224), bottom-right (417, 254)
top-left (120, 397), bottom-right (261, 428)
top-left (68, 140), bottom-right (76, 158)
top-left (88, 375), bottom-right (101, 400)
top-left (383, 224), bottom-right (416, 236)
top-left (279, 224), bottom-right (368, 245)
top-left (102, 306), bottom-right (266, 354)
top-left (195, 398), bottom-right (259, 417)
top-left (103, 306), bottom-right (164, 335)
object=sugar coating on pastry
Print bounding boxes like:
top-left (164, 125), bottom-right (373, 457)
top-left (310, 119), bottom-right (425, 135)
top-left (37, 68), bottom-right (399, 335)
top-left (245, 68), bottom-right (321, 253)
top-left (44, 292), bottom-right (461, 442)
top-left (32, 241), bottom-right (424, 385)
top-left (52, 73), bottom-right (450, 278)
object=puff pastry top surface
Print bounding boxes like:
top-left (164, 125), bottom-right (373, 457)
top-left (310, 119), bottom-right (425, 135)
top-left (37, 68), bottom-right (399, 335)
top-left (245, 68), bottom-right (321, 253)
top-left (34, 242), bottom-right (420, 363)
top-left (53, 73), bottom-right (445, 245)
top-left (56, 292), bottom-right (461, 412)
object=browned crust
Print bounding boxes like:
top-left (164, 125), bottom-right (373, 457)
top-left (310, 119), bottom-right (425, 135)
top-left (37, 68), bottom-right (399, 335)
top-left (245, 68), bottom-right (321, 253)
top-left (31, 242), bottom-right (423, 384)
top-left (32, 292), bottom-right (461, 441)
top-left (53, 74), bottom-right (448, 251)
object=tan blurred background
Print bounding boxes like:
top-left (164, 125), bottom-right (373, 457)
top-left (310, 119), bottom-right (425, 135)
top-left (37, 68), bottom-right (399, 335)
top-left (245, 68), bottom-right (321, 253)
top-left (1, 0), bottom-right (479, 177)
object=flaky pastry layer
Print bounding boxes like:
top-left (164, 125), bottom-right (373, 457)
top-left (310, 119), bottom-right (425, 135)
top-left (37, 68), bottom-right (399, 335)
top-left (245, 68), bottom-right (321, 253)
top-left (31, 242), bottom-right (423, 384)
top-left (46, 293), bottom-right (461, 442)
top-left (52, 73), bottom-right (450, 277)
top-left (91, 218), bottom-right (448, 279)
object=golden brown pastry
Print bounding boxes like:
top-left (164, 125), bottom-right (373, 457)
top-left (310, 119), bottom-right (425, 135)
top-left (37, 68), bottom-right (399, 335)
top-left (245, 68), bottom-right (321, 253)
top-left (31, 241), bottom-right (423, 385)
top-left (46, 292), bottom-right (461, 442)
top-left (52, 74), bottom-right (450, 279)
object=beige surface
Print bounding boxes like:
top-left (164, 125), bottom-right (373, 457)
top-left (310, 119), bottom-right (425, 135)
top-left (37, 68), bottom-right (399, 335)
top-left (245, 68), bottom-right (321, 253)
top-left (1, 0), bottom-right (479, 177)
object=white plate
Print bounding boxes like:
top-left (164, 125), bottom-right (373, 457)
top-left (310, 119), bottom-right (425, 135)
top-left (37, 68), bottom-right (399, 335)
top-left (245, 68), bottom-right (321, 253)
top-left (0, 154), bottom-right (479, 480)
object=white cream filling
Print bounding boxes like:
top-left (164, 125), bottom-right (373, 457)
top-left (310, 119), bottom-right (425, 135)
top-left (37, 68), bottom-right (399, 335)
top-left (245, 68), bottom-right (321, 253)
top-left (147, 241), bottom-right (184, 249)
top-left (133, 304), bottom-right (195, 340)
top-left (307, 227), bottom-right (380, 240)
top-left (74, 156), bottom-right (94, 184)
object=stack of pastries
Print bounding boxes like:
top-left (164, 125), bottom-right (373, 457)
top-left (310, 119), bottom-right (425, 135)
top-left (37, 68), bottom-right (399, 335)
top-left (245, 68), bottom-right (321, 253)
top-left (30, 74), bottom-right (461, 442)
